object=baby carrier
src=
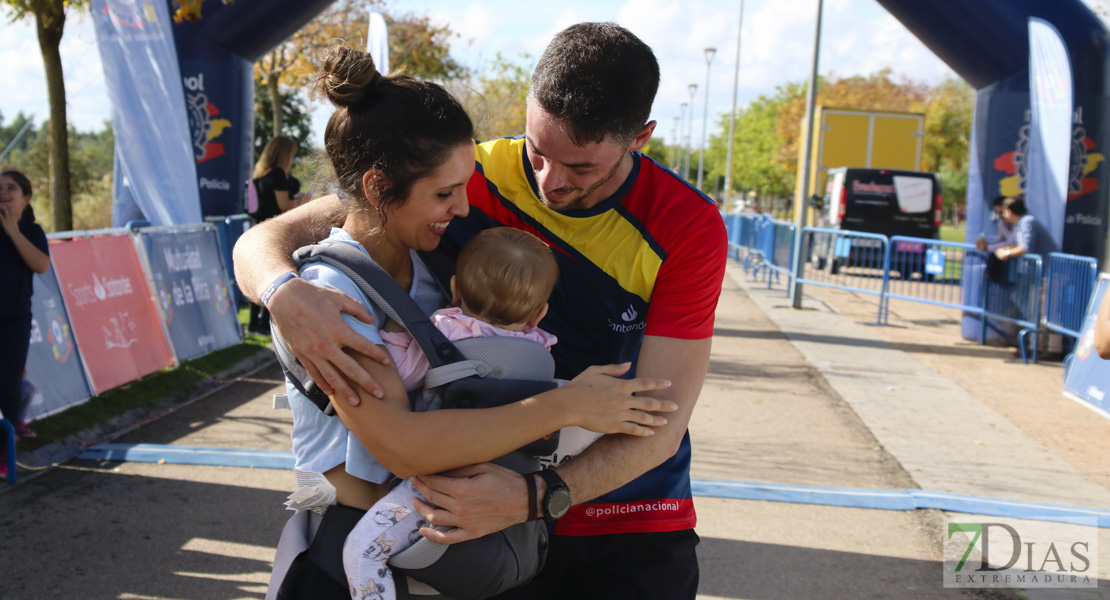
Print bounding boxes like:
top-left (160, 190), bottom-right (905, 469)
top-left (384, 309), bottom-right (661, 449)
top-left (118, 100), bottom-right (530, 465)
top-left (271, 240), bottom-right (559, 599)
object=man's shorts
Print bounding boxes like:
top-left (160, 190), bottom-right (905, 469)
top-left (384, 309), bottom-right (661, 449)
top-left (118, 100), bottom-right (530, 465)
top-left (490, 529), bottom-right (700, 600)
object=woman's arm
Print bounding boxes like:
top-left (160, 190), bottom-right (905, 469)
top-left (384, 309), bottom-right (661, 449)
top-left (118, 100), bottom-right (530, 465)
top-left (331, 349), bottom-right (675, 480)
top-left (233, 194), bottom-right (391, 402)
top-left (275, 189), bottom-right (295, 213)
top-left (1, 209), bottom-right (50, 274)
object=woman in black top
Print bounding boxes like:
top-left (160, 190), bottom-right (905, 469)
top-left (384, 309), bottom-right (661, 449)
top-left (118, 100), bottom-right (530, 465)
top-left (249, 136), bottom-right (301, 333)
top-left (0, 170), bottom-right (51, 477)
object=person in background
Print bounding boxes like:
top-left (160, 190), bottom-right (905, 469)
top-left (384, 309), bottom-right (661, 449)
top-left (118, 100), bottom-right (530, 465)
top-left (0, 169), bottom-right (51, 478)
top-left (16, 372), bottom-right (38, 439)
top-left (1094, 292), bottom-right (1110, 359)
top-left (975, 195), bottom-right (1016, 253)
top-left (249, 136), bottom-right (303, 334)
top-left (992, 196), bottom-right (1034, 262)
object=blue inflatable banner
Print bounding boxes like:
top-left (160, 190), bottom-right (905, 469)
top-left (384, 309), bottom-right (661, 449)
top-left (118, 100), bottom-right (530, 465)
top-left (92, 0), bottom-right (202, 227)
top-left (25, 266), bottom-right (93, 420)
top-left (1063, 273), bottom-right (1110, 420)
top-left (1027, 17), bottom-right (1072, 256)
top-left (136, 226), bottom-right (242, 361)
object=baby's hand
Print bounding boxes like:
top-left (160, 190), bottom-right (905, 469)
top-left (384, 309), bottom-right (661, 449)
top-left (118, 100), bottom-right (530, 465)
top-left (560, 363), bottom-right (675, 436)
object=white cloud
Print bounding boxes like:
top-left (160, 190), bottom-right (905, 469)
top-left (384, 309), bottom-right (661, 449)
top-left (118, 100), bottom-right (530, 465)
top-left (5, 0), bottom-right (957, 146)
top-left (0, 11), bottom-right (109, 130)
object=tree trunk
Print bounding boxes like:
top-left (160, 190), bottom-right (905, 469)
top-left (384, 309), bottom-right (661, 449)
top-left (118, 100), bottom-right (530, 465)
top-left (268, 72), bottom-right (283, 138)
top-left (36, 3), bottom-right (72, 232)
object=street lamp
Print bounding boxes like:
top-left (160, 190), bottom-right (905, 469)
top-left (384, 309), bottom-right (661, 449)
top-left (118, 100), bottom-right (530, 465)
top-left (724, 1), bottom-right (746, 211)
top-left (685, 83), bottom-right (697, 181)
top-left (697, 47), bottom-right (717, 190)
top-left (671, 116), bottom-right (680, 170)
top-left (677, 103), bottom-right (688, 171)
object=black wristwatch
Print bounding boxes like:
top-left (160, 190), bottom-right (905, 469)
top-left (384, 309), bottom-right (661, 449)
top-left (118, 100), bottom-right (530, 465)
top-left (535, 469), bottom-right (572, 521)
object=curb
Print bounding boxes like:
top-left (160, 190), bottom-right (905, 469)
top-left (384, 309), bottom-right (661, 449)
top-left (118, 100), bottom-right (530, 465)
top-left (6, 348), bottom-right (278, 489)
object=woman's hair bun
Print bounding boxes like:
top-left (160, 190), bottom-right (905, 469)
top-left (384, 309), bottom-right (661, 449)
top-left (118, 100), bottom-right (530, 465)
top-left (313, 45), bottom-right (384, 108)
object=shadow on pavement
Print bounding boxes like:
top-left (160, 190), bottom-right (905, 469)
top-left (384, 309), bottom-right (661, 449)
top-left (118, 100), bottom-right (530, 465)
top-left (0, 462), bottom-right (287, 599)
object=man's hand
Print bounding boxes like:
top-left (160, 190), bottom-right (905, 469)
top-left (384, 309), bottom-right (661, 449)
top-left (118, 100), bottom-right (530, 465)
top-left (267, 277), bottom-right (390, 404)
top-left (410, 463), bottom-right (528, 544)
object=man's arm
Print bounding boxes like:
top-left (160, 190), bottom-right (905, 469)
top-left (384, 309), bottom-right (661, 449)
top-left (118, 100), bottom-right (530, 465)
top-left (233, 194), bottom-right (391, 402)
top-left (411, 334), bottom-right (710, 542)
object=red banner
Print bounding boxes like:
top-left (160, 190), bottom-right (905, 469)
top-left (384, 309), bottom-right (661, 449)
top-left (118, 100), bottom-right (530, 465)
top-left (50, 236), bottom-right (174, 393)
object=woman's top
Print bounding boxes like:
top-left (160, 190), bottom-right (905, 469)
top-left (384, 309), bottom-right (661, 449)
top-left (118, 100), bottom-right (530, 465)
top-left (1, 218), bottom-right (48, 320)
top-left (285, 228), bottom-right (446, 483)
top-left (253, 168), bottom-right (300, 222)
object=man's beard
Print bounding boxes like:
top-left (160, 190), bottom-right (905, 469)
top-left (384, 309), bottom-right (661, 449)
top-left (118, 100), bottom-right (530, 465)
top-left (541, 154), bottom-right (625, 213)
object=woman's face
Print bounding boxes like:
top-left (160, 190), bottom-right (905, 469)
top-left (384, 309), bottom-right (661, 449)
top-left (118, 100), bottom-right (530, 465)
top-left (0, 175), bottom-right (30, 215)
top-left (382, 143), bottom-right (474, 252)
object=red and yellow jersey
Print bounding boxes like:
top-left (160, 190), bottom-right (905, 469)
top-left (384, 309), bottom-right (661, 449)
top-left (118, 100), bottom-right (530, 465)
top-left (441, 136), bottom-right (727, 535)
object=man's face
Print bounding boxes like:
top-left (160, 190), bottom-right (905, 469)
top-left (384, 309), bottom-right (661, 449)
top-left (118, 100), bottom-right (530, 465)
top-left (524, 100), bottom-right (630, 212)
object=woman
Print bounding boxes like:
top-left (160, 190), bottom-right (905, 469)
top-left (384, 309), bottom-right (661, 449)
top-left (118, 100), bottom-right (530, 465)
top-left (0, 170), bottom-right (51, 478)
top-left (268, 46), bottom-right (674, 600)
top-left (249, 135), bottom-right (302, 333)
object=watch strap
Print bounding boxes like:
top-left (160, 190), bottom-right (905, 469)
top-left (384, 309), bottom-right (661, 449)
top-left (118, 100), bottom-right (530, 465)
top-left (524, 473), bottom-right (538, 522)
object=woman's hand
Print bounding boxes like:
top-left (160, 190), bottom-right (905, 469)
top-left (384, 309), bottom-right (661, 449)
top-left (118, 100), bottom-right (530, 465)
top-left (557, 362), bottom-right (675, 436)
top-left (0, 204), bottom-right (18, 236)
top-left (267, 277), bottom-right (391, 404)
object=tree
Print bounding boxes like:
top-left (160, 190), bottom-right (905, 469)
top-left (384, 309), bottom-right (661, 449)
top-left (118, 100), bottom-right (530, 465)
top-left (455, 53), bottom-right (532, 141)
top-left (774, 70), bottom-right (930, 180)
top-left (252, 78), bottom-right (313, 163)
top-left (922, 77), bottom-right (975, 210)
top-left (705, 84), bottom-right (801, 206)
top-left (4, 118), bottom-right (115, 232)
top-left (3, 0), bottom-right (86, 231)
top-left (253, 1), bottom-right (468, 140)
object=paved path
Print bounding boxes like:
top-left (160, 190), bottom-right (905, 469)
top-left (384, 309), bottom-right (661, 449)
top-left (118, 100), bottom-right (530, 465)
top-left (0, 259), bottom-right (1105, 598)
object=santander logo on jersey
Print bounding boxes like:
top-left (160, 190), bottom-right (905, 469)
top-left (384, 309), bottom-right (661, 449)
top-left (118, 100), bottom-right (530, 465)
top-left (609, 304), bottom-right (646, 333)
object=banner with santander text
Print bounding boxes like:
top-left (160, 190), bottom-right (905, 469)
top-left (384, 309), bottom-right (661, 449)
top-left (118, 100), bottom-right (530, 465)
top-left (50, 236), bottom-right (175, 393)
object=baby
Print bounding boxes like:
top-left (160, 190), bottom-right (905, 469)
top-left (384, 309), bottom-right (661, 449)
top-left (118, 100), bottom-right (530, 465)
top-left (343, 227), bottom-right (560, 600)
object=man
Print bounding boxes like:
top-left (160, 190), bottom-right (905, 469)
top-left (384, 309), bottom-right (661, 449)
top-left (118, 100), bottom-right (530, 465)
top-left (975, 195), bottom-right (1016, 253)
top-left (991, 196), bottom-right (1036, 261)
top-left (234, 22), bottom-right (726, 599)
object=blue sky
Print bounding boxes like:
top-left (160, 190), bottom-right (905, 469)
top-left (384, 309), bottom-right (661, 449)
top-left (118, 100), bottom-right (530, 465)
top-left (0, 0), bottom-right (1056, 148)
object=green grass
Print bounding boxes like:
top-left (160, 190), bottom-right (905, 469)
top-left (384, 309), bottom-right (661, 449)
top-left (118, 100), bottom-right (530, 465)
top-left (19, 306), bottom-right (272, 451)
top-left (940, 224), bottom-right (967, 243)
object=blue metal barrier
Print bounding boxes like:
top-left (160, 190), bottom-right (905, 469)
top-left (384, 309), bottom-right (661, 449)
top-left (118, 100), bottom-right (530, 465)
top-left (797, 227), bottom-right (890, 299)
top-left (206, 214), bottom-right (253, 306)
top-left (765, 219), bottom-right (796, 289)
top-left (737, 227), bottom-right (1061, 366)
top-left (880, 237), bottom-right (981, 325)
top-left (743, 215), bottom-right (772, 276)
top-left (1017, 252), bottom-right (1099, 364)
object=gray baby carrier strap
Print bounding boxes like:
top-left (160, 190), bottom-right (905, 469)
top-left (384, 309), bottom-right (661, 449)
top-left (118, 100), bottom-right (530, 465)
top-left (272, 240), bottom-right (554, 599)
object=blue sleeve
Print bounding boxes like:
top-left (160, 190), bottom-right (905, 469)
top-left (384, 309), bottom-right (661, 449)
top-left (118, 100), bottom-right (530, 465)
top-left (1016, 216), bottom-right (1035, 251)
top-left (299, 263), bottom-right (385, 347)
